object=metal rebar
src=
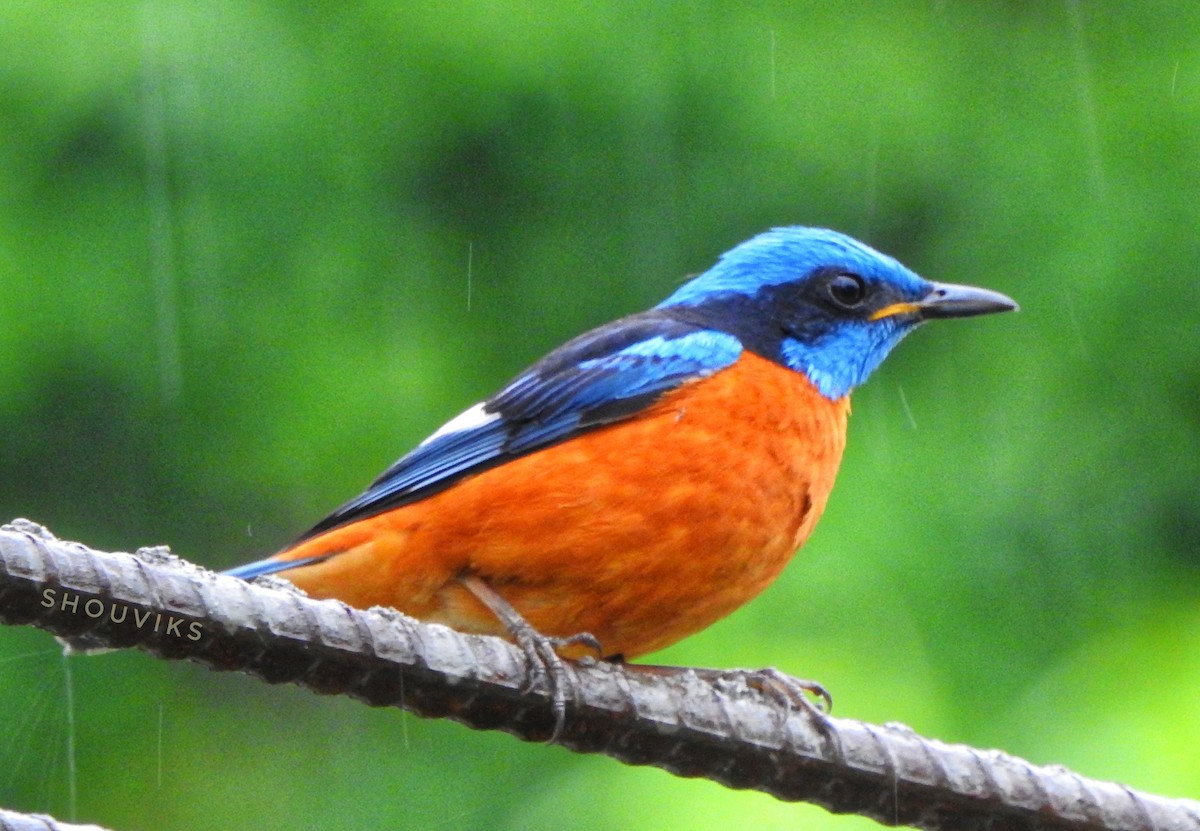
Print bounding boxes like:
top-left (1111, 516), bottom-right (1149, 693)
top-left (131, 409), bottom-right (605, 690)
top-left (0, 519), bottom-right (1196, 831)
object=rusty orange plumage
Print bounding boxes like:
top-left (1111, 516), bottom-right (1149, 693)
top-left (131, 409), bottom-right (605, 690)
top-left (227, 227), bottom-right (1016, 720)
top-left (259, 352), bottom-right (848, 659)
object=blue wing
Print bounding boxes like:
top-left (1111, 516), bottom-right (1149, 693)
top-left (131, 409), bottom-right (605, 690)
top-left (297, 310), bottom-right (743, 541)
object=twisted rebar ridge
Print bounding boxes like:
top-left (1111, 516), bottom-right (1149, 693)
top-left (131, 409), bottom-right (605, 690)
top-left (0, 808), bottom-right (111, 831)
top-left (0, 519), bottom-right (1196, 831)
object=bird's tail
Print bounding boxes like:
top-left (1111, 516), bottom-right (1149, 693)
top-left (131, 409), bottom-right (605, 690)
top-left (223, 553), bottom-right (332, 580)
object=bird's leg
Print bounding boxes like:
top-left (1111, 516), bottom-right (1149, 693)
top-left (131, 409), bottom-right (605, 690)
top-left (614, 660), bottom-right (833, 717)
top-left (457, 574), bottom-right (603, 742)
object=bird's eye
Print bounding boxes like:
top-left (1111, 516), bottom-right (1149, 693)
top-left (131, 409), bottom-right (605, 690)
top-left (828, 273), bottom-right (867, 308)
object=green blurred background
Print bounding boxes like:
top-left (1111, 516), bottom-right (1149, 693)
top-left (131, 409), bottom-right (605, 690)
top-left (2, 2), bottom-right (1198, 828)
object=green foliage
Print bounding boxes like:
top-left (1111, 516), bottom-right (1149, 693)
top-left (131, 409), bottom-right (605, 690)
top-left (1, 2), bottom-right (1197, 828)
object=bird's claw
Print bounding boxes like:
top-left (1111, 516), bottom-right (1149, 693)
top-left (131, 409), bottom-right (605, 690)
top-left (626, 662), bottom-right (832, 723)
top-left (510, 625), bottom-right (601, 743)
top-left (733, 666), bottom-right (832, 716)
top-left (455, 573), bottom-right (599, 741)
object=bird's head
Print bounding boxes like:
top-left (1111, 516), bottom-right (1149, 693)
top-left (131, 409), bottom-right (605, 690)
top-left (658, 227), bottom-right (1017, 400)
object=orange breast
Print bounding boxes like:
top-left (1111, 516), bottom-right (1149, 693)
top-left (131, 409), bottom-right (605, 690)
top-left (275, 351), bottom-right (849, 659)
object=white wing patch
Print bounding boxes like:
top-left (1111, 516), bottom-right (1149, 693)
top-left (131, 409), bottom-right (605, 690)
top-left (419, 401), bottom-right (499, 445)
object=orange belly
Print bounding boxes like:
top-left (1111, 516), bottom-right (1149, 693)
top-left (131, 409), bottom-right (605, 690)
top-left (272, 352), bottom-right (849, 659)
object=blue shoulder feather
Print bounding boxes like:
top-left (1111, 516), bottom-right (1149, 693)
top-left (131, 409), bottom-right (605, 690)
top-left (298, 311), bottom-right (742, 540)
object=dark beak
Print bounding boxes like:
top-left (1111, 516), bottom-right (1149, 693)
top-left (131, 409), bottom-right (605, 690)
top-left (917, 281), bottom-right (1019, 319)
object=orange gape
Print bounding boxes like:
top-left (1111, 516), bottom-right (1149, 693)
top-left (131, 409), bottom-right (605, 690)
top-left (268, 353), bottom-right (848, 659)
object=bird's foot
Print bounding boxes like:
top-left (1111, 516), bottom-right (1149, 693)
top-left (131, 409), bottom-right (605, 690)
top-left (717, 666), bottom-right (832, 716)
top-left (621, 662), bottom-right (832, 720)
top-left (458, 574), bottom-right (602, 742)
top-left (508, 626), bottom-right (602, 742)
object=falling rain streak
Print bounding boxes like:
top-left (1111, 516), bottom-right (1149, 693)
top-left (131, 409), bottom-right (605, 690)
top-left (141, 4), bottom-right (184, 406)
top-left (1065, 0), bottom-right (1108, 204)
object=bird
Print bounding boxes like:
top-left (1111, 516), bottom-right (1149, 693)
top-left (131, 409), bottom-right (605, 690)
top-left (227, 226), bottom-right (1016, 727)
